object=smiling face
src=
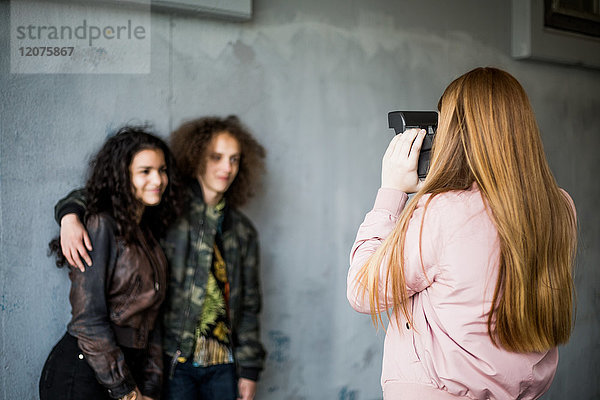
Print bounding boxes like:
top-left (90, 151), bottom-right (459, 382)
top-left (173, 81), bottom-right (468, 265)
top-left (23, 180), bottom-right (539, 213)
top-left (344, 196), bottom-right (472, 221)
top-left (197, 131), bottom-right (241, 206)
top-left (130, 148), bottom-right (168, 209)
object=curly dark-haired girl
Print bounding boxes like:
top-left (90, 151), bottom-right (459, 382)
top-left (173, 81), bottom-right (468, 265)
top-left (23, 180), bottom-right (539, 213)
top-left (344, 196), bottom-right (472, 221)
top-left (41, 126), bottom-right (183, 400)
top-left (85, 125), bottom-right (183, 243)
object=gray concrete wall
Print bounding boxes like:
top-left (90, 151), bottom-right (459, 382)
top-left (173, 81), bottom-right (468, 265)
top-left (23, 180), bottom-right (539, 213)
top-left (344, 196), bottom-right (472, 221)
top-left (1, 0), bottom-right (599, 399)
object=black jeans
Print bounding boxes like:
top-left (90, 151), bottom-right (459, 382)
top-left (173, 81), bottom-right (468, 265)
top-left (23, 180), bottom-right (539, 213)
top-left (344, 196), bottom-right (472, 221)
top-left (39, 333), bottom-right (146, 400)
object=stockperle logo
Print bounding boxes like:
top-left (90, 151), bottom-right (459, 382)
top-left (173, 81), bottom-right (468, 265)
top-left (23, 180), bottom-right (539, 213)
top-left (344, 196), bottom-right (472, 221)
top-left (11, 0), bottom-right (151, 74)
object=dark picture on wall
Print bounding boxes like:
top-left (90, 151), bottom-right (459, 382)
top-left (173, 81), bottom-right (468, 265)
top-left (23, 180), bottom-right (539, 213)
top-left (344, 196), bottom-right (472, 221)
top-left (545, 0), bottom-right (600, 37)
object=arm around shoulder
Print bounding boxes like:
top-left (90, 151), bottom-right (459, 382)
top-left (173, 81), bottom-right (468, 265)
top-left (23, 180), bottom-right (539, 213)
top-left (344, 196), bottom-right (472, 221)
top-left (55, 189), bottom-right (93, 271)
top-left (54, 188), bottom-right (88, 224)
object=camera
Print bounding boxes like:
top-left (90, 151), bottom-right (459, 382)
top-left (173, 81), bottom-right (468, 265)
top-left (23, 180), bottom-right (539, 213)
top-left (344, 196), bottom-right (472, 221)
top-left (388, 111), bottom-right (438, 178)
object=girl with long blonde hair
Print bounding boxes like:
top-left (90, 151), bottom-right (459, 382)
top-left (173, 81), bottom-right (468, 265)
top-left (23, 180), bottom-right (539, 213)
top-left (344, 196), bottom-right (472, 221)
top-left (347, 67), bottom-right (577, 399)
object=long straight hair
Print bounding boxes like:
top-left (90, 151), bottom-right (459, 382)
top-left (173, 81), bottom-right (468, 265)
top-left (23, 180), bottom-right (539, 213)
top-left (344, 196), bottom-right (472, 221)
top-left (356, 67), bottom-right (577, 352)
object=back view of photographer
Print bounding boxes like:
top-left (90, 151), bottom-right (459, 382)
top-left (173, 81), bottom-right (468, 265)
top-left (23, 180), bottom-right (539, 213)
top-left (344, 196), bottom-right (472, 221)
top-left (347, 67), bottom-right (577, 399)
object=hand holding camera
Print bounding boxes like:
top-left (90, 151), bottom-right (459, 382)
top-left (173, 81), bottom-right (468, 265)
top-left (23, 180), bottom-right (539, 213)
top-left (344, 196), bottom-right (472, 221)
top-left (381, 111), bottom-right (437, 193)
top-left (381, 128), bottom-right (427, 193)
top-left (388, 111), bottom-right (438, 178)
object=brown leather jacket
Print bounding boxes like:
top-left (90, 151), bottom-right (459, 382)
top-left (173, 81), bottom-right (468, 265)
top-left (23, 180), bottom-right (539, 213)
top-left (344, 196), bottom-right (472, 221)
top-left (66, 213), bottom-right (167, 399)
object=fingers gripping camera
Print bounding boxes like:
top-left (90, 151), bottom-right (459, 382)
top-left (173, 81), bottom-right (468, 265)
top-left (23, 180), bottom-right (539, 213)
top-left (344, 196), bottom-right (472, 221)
top-left (388, 111), bottom-right (438, 178)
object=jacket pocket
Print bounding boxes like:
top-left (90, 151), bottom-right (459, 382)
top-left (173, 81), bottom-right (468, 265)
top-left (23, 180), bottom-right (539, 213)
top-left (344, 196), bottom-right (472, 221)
top-left (111, 275), bottom-right (141, 320)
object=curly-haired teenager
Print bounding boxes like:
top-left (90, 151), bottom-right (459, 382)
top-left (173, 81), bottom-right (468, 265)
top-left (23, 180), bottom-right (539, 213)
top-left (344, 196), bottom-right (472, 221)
top-left (40, 127), bottom-right (183, 400)
top-left (54, 116), bottom-right (267, 400)
top-left (347, 68), bottom-right (577, 399)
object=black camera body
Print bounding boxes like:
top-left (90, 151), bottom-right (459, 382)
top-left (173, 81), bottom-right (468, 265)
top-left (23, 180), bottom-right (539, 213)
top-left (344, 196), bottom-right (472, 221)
top-left (388, 111), bottom-right (438, 178)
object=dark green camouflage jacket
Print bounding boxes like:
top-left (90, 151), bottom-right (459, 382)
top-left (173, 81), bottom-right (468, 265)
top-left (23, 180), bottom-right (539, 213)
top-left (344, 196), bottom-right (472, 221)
top-left (162, 182), bottom-right (265, 380)
top-left (55, 183), bottom-right (266, 380)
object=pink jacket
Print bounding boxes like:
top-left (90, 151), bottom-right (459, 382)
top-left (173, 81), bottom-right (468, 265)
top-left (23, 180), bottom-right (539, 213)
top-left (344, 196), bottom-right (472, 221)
top-left (347, 185), bottom-right (562, 400)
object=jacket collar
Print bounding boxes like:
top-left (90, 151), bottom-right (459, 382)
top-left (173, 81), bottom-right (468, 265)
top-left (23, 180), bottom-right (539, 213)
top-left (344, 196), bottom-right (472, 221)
top-left (189, 179), bottom-right (234, 233)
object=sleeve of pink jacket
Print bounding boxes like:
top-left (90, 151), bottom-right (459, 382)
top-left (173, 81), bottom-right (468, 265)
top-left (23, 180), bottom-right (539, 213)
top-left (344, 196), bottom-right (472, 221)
top-left (347, 188), bottom-right (440, 314)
